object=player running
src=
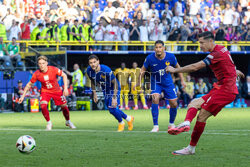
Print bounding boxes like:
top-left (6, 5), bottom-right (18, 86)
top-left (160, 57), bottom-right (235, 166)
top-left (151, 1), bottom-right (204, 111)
top-left (19, 56), bottom-right (76, 130)
top-left (87, 55), bottom-right (134, 132)
top-left (137, 40), bottom-right (185, 132)
top-left (166, 31), bottom-right (245, 155)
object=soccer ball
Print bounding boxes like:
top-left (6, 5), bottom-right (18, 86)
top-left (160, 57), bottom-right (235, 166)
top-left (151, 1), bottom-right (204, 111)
top-left (16, 135), bottom-right (36, 153)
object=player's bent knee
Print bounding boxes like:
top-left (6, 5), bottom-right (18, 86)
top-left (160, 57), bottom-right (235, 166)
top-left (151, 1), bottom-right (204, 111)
top-left (40, 103), bottom-right (48, 110)
top-left (152, 94), bottom-right (160, 104)
top-left (40, 101), bottom-right (48, 105)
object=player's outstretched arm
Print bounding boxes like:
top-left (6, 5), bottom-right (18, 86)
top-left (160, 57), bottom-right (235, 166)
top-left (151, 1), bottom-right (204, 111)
top-left (61, 72), bottom-right (69, 96)
top-left (18, 81), bottom-right (33, 104)
top-left (166, 61), bottom-right (206, 74)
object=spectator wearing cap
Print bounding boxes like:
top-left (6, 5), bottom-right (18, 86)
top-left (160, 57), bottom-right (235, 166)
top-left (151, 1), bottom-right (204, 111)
top-left (8, 37), bottom-right (25, 71)
top-left (214, 3), bottom-right (222, 16)
top-left (20, 16), bottom-right (30, 40)
top-left (30, 23), bottom-right (43, 41)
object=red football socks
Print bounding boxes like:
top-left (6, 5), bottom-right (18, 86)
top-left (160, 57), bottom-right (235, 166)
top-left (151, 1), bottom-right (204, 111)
top-left (41, 103), bottom-right (50, 122)
top-left (185, 107), bottom-right (198, 123)
top-left (190, 121), bottom-right (206, 146)
top-left (61, 106), bottom-right (70, 121)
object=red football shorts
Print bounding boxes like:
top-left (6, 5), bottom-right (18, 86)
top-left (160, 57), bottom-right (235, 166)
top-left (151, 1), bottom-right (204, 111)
top-left (201, 88), bottom-right (236, 116)
top-left (40, 91), bottom-right (67, 106)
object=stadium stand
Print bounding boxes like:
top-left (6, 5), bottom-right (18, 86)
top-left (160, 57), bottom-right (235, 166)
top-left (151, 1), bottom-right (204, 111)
top-left (0, 0), bottom-right (249, 112)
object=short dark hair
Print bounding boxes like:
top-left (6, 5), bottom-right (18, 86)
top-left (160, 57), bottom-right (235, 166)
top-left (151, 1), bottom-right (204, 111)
top-left (155, 40), bottom-right (164, 46)
top-left (65, 20), bottom-right (69, 24)
top-left (88, 55), bottom-right (99, 61)
top-left (198, 31), bottom-right (215, 40)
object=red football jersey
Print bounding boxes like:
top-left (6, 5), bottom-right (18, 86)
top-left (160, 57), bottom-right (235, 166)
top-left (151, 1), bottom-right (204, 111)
top-left (203, 45), bottom-right (238, 94)
top-left (30, 66), bottom-right (63, 93)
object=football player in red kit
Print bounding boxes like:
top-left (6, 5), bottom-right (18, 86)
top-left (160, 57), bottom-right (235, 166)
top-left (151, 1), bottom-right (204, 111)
top-left (166, 31), bottom-right (245, 155)
top-left (19, 56), bottom-right (76, 130)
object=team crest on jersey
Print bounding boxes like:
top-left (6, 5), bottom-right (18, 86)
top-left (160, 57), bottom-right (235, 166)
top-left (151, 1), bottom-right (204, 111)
top-left (44, 75), bottom-right (49, 81)
top-left (101, 74), bottom-right (105, 79)
top-left (165, 61), bottom-right (170, 66)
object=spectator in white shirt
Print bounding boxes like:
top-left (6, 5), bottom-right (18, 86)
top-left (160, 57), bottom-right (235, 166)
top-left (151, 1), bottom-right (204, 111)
top-left (161, 4), bottom-right (173, 22)
top-left (139, 20), bottom-right (149, 42)
top-left (104, 20), bottom-right (118, 50)
top-left (222, 3), bottom-right (233, 25)
top-left (29, 18), bottom-right (37, 33)
top-left (147, 4), bottom-right (159, 19)
top-left (104, 1), bottom-right (116, 19)
top-left (189, 0), bottom-right (200, 18)
top-left (94, 20), bottom-right (105, 51)
top-left (232, 6), bottom-right (240, 27)
top-left (175, 0), bottom-right (184, 17)
top-left (7, 20), bottom-right (21, 41)
top-left (149, 19), bottom-right (162, 42)
top-left (140, 0), bottom-right (149, 19)
top-left (118, 21), bottom-right (129, 50)
top-left (171, 11), bottom-right (183, 29)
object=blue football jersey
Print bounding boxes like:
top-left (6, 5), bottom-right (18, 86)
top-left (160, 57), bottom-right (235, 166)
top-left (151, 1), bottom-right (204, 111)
top-left (87, 64), bottom-right (121, 95)
top-left (144, 52), bottom-right (177, 86)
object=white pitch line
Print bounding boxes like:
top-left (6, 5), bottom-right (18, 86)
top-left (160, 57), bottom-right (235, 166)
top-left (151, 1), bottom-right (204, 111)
top-left (0, 128), bottom-right (249, 136)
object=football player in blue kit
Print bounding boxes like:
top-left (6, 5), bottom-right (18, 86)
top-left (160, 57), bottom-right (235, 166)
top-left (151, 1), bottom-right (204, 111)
top-left (87, 55), bottom-right (134, 132)
top-left (137, 40), bottom-right (185, 132)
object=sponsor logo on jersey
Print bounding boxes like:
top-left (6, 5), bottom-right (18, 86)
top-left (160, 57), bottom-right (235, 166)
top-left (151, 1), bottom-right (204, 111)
top-left (44, 75), bottom-right (49, 81)
top-left (153, 64), bottom-right (158, 66)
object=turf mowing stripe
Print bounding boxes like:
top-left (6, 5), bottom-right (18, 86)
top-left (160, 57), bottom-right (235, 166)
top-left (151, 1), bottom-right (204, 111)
top-left (0, 128), bottom-right (249, 136)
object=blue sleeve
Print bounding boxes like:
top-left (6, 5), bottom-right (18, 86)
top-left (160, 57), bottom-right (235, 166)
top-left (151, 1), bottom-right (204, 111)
top-left (171, 54), bottom-right (177, 67)
top-left (202, 57), bottom-right (211, 66)
top-left (105, 66), bottom-right (115, 81)
top-left (143, 56), bottom-right (150, 69)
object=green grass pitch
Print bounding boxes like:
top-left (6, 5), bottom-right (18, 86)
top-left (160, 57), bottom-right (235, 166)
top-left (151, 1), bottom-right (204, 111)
top-left (0, 108), bottom-right (250, 167)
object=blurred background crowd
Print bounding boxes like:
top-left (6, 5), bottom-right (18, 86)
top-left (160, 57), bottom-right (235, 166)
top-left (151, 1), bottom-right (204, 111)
top-left (0, 0), bottom-right (249, 51)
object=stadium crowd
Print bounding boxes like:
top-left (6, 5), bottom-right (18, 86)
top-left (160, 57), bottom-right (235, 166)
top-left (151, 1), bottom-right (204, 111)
top-left (0, 0), bottom-right (249, 51)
